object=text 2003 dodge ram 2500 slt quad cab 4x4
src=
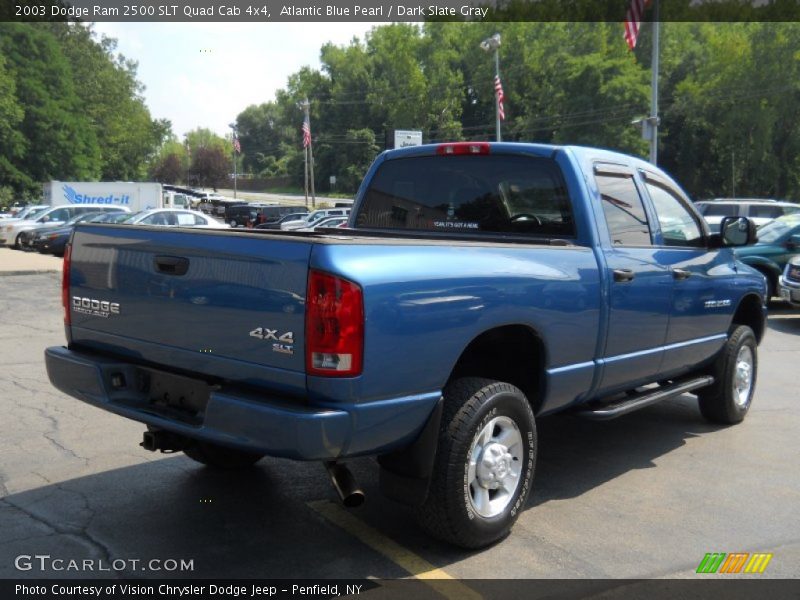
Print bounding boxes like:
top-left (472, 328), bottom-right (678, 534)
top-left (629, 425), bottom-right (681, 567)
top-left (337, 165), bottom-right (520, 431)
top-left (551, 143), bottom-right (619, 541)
top-left (46, 143), bottom-right (766, 548)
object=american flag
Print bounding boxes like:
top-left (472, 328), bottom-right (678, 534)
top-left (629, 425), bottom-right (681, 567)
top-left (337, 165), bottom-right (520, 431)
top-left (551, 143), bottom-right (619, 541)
top-left (233, 136), bottom-right (241, 153)
top-left (302, 113), bottom-right (311, 148)
top-left (624, 0), bottom-right (648, 50)
top-left (494, 75), bottom-right (506, 121)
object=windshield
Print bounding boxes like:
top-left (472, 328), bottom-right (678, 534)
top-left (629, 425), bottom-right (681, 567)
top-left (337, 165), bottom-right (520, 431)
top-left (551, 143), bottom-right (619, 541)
top-left (757, 217), bottom-right (800, 244)
top-left (121, 211), bottom-right (145, 223)
top-left (16, 206), bottom-right (47, 220)
top-left (90, 212), bottom-right (131, 223)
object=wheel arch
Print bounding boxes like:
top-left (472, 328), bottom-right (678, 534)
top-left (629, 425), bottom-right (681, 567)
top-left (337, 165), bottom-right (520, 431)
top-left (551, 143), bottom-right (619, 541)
top-left (731, 293), bottom-right (766, 343)
top-left (447, 324), bottom-right (546, 414)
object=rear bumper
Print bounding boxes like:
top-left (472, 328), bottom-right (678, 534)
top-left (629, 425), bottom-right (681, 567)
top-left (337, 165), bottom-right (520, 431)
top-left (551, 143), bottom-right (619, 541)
top-left (45, 346), bottom-right (440, 461)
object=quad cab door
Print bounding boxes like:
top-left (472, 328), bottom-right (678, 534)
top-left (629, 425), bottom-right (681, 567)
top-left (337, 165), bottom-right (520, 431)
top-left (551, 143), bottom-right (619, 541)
top-left (638, 170), bottom-right (731, 376)
top-left (593, 164), bottom-right (672, 395)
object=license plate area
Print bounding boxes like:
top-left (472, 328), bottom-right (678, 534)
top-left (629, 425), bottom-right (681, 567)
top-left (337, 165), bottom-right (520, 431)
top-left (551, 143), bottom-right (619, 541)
top-left (109, 367), bottom-right (211, 426)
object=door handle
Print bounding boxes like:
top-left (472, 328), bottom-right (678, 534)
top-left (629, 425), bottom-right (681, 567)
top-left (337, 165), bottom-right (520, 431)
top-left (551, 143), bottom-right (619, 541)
top-left (672, 268), bottom-right (691, 280)
top-left (154, 255), bottom-right (190, 276)
top-left (613, 269), bottom-right (635, 283)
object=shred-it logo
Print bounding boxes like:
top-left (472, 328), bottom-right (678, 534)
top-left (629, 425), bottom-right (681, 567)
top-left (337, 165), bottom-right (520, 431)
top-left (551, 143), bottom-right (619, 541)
top-left (72, 297), bottom-right (120, 318)
top-left (696, 552), bottom-right (773, 574)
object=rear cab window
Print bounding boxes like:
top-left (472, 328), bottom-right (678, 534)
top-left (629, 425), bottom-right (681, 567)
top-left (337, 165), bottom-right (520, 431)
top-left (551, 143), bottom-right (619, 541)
top-left (357, 154), bottom-right (575, 238)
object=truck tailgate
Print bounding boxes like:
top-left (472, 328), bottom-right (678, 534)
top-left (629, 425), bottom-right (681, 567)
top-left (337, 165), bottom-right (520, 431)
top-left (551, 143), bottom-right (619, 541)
top-left (67, 225), bottom-right (311, 394)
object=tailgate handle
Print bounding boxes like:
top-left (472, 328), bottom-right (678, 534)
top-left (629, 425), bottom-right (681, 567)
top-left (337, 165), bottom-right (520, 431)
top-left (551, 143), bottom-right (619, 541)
top-left (154, 255), bottom-right (189, 276)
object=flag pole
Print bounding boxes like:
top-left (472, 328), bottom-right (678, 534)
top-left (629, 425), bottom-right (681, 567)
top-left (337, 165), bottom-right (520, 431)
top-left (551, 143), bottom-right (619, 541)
top-left (309, 141), bottom-right (316, 209)
top-left (649, 0), bottom-right (660, 165)
top-left (304, 146), bottom-right (309, 207)
top-left (299, 98), bottom-right (315, 209)
top-left (495, 49), bottom-right (502, 142)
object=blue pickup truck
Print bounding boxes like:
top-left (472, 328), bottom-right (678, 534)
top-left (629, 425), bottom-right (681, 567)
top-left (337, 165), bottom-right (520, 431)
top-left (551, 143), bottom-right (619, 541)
top-left (46, 143), bottom-right (766, 548)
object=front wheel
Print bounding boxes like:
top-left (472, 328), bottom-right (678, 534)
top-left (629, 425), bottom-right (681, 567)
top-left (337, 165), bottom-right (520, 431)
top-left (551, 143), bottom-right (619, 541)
top-left (697, 325), bottom-right (758, 424)
top-left (416, 377), bottom-right (537, 549)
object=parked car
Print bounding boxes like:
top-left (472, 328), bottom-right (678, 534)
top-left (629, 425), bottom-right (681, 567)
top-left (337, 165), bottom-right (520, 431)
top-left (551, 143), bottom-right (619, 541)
top-left (295, 216), bottom-right (349, 231)
top-left (695, 198), bottom-right (800, 233)
top-left (778, 256), bottom-right (800, 307)
top-left (1, 204), bottom-right (130, 248)
top-left (33, 211), bottom-right (131, 256)
top-left (123, 208), bottom-right (229, 228)
top-left (48, 142), bottom-right (765, 549)
top-left (223, 203), bottom-right (295, 228)
top-left (19, 211), bottom-right (116, 251)
top-left (280, 208), bottom-right (349, 230)
top-left (255, 212), bottom-right (309, 230)
top-left (733, 213), bottom-right (800, 298)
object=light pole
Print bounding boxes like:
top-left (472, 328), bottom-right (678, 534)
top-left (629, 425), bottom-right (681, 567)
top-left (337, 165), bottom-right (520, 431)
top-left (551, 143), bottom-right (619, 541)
top-left (480, 32), bottom-right (502, 142)
top-left (229, 122), bottom-right (238, 199)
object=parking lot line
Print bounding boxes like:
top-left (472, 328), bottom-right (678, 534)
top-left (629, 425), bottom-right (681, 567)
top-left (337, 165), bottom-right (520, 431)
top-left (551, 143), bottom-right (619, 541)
top-left (307, 500), bottom-right (482, 600)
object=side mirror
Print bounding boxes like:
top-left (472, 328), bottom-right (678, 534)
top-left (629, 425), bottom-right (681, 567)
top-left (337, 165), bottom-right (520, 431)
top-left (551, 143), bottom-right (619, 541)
top-left (719, 216), bottom-right (756, 247)
top-left (786, 234), bottom-right (800, 251)
top-left (41, 215), bottom-right (50, 223)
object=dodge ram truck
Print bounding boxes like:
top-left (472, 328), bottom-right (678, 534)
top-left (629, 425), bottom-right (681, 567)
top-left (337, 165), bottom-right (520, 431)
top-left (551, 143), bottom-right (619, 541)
top-left (46, 143), bottom-right (766, 548)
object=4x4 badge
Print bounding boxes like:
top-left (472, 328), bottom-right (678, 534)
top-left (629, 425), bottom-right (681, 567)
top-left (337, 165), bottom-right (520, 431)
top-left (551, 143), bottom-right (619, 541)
top-left (249, 327), bottom-right (294, 355)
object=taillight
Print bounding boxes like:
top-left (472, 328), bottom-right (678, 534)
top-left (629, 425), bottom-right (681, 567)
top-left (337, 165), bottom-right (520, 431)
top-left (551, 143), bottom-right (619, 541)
top-left (436, 142), bottom-right (490, 155)
top-left (306, 270), bottom-right (364, 377)
top-left (62, 244), bottom-right (71, 325)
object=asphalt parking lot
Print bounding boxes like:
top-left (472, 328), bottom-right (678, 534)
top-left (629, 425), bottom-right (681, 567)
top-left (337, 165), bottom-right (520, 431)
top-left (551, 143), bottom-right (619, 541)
top-left (1, 256), bottom-right (798, 585)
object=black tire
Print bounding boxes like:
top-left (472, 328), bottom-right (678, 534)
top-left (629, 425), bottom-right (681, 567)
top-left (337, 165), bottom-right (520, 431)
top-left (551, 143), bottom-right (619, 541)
top-left (697, 325), bottom-right (758, 424)
top-left (183, 441), bottom-right (263, 469)
top-left (13, 233), bottom-right (23, 249)
top-left (415, 377), bottom-right (536, 549)
top-left (230, 219), bottom-right (237, 228)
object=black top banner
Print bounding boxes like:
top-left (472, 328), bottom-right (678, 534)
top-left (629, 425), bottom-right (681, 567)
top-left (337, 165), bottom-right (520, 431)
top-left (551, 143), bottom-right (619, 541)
top-left (5, 0), bottom-right (800, 23)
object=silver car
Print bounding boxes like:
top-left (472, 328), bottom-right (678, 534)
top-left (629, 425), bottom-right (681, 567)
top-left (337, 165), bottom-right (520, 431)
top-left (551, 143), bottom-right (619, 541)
top-left (124, 209), bottom-right (229, 229)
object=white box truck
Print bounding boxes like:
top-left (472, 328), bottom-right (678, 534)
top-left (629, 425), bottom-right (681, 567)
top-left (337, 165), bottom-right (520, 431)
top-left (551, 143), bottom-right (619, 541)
top-left (44, 181), bottom-right (163, 212)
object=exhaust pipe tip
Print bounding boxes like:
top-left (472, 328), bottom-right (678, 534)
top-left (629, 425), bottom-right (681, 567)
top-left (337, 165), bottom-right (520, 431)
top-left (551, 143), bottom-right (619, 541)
top-left (324, 461), bottom-right (365, 508)
top-left (342, 489), bottom-right (365, 508)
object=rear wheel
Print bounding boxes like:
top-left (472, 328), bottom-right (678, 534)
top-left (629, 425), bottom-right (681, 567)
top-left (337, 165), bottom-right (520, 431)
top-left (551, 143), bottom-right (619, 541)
top-left (416, 377), bottom-right (536, 549)
top-left (230, 219), bottom-right (238, 228)
top-left (183, 441), bottom-right (263, 469)
top-left (697, 325), bottom-right (757, 424)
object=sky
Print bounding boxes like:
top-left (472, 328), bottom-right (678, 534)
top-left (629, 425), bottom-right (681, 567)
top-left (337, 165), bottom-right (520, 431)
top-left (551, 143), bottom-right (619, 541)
top-left (91, 22), bottom-right (382, 139)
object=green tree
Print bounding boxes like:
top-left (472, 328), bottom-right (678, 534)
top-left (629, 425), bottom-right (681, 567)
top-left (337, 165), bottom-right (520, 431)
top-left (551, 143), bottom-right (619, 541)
top-left (0, 54), bottom-right (26, 192)
top-left (0, 23), bottom-right (100, 192)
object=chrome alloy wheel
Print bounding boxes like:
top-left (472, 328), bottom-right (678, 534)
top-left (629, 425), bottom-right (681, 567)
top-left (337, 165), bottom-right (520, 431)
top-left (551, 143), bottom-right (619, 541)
top-left (467, 416), bottom-right (523, 518)
top-left (732, 345), bottom-right (754, 408)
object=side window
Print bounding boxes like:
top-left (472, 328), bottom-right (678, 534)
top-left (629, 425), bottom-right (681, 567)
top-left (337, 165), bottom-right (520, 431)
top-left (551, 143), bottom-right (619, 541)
top-left (596, 173), bottom-right (652, 246)
top-left (49, 208), bottom-right (70, 221)
top-left (176, 213), bottom-right (195, 226)
top-left (645, 181), bottom-right (704, 247)
top-left (701, 203), bottom-right (738, 217)
top-left (749, 205), bottom-right (782, 219)
top-left (194, 215), bottom-right (206, 225)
